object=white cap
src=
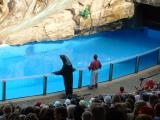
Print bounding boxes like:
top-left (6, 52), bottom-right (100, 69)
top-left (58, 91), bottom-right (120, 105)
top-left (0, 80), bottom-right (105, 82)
top-left (64, 99), bottom-right (71, 106)
top-left (54, 101), bottom-right (62, 108)
top-left (135, 95), bottom-right (140, 102)
top-left (89, 97), bottom-right (95, 104)
top-left (104, 95), bottom-right (112, 104)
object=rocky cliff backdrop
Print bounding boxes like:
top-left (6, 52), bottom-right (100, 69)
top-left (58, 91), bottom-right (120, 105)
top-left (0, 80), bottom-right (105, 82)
top-left (0, 0), bottom-right (134, 45)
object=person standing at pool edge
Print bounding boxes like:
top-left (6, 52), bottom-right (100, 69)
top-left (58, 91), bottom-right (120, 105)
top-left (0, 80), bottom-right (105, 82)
top-left (53, 55), bottom-right (75, 97)
top-left (88, 54), bottom-right (102, 89)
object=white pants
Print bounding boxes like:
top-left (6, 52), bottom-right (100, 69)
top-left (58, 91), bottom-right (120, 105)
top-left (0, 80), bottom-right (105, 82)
top-left (90, 70), bottom-right (98, 86)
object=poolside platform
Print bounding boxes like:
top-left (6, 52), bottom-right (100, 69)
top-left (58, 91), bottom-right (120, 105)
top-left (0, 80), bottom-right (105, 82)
top-left (1, 65), bottom-right (160, 105)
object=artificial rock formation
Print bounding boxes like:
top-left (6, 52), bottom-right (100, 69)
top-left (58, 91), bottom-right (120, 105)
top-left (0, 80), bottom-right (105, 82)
top-left (135, 0), bottom-right (160, 6)
top-left (0, 0), bottom-right (134, 45)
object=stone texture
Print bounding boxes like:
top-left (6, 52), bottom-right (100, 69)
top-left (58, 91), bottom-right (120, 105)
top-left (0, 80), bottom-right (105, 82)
top-left (135, 0), bottom-right (160, 6)
top-left (0, 0), bottom-right (134, 45)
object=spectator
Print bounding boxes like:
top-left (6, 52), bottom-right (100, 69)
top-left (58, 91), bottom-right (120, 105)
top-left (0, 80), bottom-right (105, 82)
top-left (90, 104), bottom-right (105, 120)
top-left (104, 95), bottom-right (112, 107)
top-left (138, 106), bottom-right (154, 118)
top-left (154, 103), bottom-right (160, 120)
top-left (106, 107), bottom-right (127, 120)
top-left (55, 106), bottom-right (67, 120)
top-left (82, 111), bottom-right (92, 120)
top-left (54, 101), bottom-right (62, 108)
top-left (0, 104), bottom-right (13, 120)
top-left (39, 107), bottom-right (54, 120)
top-left (135, 114), bottom-right (152, 120)
top-left (8, 112), bottom-right (21, 120)
top-left (26, 113), bottom-right (39, 120)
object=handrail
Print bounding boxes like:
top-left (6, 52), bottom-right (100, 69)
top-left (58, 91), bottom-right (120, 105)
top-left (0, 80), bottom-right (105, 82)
top-left (78, 47), bottom-right (160, 70)
top-left (0, 73), bottom-right (52, 81)
top-left (0, 47), bottom-right (159, 81)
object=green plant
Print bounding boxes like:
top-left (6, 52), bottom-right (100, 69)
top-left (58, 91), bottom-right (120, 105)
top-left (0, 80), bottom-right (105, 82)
top-left (79, 5), bottom-right (91, 19)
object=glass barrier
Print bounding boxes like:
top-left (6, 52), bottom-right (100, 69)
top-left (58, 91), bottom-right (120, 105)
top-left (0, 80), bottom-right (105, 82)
top-left (0, 48), bottom-right (159, 100)
top-left (82, 69), bottom-right (90, 87)
top-left (113, 58), bottom-right (136, 79)
top-left (73, 71), bottom-right (79, 89)
top-left (47, 75), bottom-right (64, 94)
top-left (0, 81), bottom-right (2, 100)
top-left (98, 65), bottom-right (110, 82)
top-left (139, 50), bottom-right (158, 71)
top-left (6, 77), bottom-right (43, 99)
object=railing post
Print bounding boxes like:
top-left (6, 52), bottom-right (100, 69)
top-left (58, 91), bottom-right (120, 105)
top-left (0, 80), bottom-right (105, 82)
top-left (78, 70), bottom-right (83, 88)
top-left (43, 76), bottom-right (47, 95)
top-left (135, 56), bottom-right (140, 73)
top-left (109, 63), bottom-right (113, 81)
top-left (157, 49), bottom-right (160, 65)
top-left (2, 80), bottom-right (6, 101)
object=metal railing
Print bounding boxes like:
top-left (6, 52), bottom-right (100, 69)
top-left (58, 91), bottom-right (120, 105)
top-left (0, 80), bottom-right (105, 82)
top-left (0, 47), bottom-right (160, 101)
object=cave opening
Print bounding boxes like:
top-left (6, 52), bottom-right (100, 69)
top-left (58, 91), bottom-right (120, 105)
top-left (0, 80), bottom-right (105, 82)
top-left (135, 3), bottom-right (160, 29)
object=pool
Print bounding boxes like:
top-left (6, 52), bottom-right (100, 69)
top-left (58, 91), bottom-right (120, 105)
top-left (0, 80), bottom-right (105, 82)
top-left (0, 27), bottom-right (160, 100)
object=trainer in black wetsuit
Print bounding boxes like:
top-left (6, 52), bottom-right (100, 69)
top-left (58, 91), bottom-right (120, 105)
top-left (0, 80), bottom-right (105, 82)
top-left (53, 55), bottom-right (75, 97)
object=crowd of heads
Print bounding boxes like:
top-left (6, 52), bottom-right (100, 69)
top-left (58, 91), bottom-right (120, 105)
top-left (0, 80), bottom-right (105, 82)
top-left (0, 86), bottom-right (159, 120)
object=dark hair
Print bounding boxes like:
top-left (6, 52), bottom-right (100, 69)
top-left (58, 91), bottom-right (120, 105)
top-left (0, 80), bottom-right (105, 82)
top-left (8, 112), bottom-right (21, 120)
top-left (82, 111), bottom-right (92, 120)
top-left (91, 105), bottom-right (105, 120)
top-left (120, 87), bottom-right (124, 92)
top-left (3, 105), bottom-right (12, 114)
top-left (154, 103), bottom-right (160, 116)
top-left (55, 106), bottom-right (67, 120)
top-left (135, 114), bottom-right (152, 120)
top-left (39, 107), bottom-right (54, 120)
top-left (26, 113), bottom-right (38, 120)
top-left (94, 54), bottom-right (98, 60)
top-left (106, 107), bottom-right (127, 120)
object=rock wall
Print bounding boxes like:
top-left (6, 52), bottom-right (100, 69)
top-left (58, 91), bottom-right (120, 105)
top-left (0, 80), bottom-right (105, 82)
top-left (0, 0), bottom-right (134, 45)
top-left (135, 0), bottom-right (160, 6)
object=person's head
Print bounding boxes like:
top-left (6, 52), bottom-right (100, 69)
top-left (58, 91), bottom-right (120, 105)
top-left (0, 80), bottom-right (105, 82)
top-left (138, 106), bottom-right (154, 118)
top-left (142, 93), bottom-right (150, 102)
top-left (74, 105), bottom-right (85, 120)
top-left (154, 103), bottom-right (160, 117)
top-left (106, 107), bottom-right (127, 120)
top-left (82, 111), bottom-right (92, 120)
top-left (8, 112), bottom-right (21, 120)
top-left (135, 114), bottom-right (152, 120)
top-left (149, 95), bottom-right (158, 107)
top-left (120, 87), bottom-right (125, 93)
top-left (53, 101), bottom-right (62, 108)
top-left (112, 95), bottom-right (122, 104)
top-left (25, 113), bottom-right (39, 120)
top-left (93, 54), bottom-right (98, 60)
top-left (104, 95), bottom-right (112, 106)
top-left (134, 100), bottom-right (147, 117)
top-left (39, 107), bottom-right (54, 120)
top-left (91, 105), bottom-right (105, 120)
top-left (64, 99), bottom-right (71, 107)
top-left (67, 105), bottom-right (76, 119)
top-left (3, 104), bottom-right (13, 115)
top-left (55, 106), bottom-right (67, 120)
top-left (23, 106), bottom-right (34, 115)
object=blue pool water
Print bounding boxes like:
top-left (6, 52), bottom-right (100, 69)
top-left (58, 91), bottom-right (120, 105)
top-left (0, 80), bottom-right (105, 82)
top-left (0, 28), bottom-right (160, 100)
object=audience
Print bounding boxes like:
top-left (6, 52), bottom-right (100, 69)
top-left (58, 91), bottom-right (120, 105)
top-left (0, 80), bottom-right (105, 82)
top-left (0, 86), bottom-right (159, 120)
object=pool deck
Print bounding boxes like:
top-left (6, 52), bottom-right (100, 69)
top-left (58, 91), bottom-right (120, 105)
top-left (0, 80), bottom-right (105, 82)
top-left (1, 65), bottom-right (160, 105)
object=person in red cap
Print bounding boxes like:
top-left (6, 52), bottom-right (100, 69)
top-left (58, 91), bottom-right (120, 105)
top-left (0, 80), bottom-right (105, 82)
top-left (88, 54), bottom-right (102, 89)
